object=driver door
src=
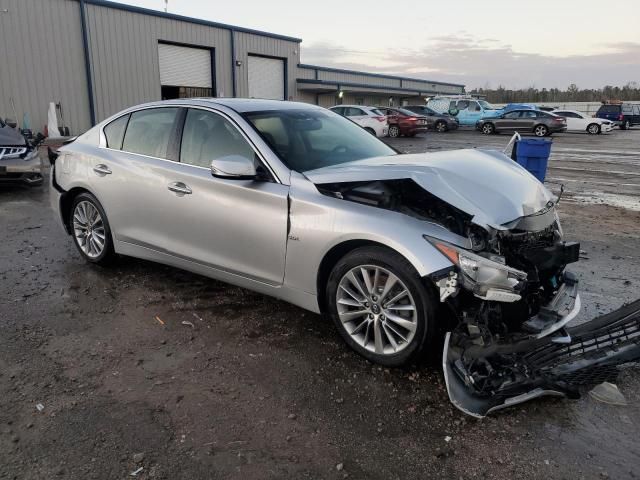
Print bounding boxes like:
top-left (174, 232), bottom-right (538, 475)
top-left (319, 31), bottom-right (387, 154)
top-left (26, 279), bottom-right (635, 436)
top-left (159, 108), bottom-right (289, 285)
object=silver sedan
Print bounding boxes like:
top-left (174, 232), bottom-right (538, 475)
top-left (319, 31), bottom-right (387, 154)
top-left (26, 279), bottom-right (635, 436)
top-left (50, 99), bottom-right (580, 374)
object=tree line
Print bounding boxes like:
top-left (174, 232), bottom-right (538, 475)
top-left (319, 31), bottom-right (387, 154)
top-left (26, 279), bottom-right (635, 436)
top-left (468, 82), bottom-right (640, 103)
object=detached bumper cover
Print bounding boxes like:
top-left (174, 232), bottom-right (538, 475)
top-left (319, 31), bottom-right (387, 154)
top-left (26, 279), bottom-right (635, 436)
top-left (443, 298), bottom-right (640, 417)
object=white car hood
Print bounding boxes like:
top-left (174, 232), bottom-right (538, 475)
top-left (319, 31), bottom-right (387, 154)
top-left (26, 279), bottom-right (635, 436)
top-left (305, 149), bottom-right (554, 229)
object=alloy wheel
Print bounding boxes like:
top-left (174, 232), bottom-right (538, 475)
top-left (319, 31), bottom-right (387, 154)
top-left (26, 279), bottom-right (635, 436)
top-left (587, 124), bottom-right (600, 134)
top-left (534, 125), bottom-right (547, 137)
top-left (388, 126), bottom-right (400, 138)
top-left (482, 124), bottom-right (493, 134)
top-left (336, 265), bottom-right (417, 355)
top-left (73, 201), bottom-right (106, 258)
top-left (436, 122), bottom-right (447, 132)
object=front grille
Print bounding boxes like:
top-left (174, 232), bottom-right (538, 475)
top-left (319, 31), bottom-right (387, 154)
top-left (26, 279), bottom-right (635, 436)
top-left (0, 147), bottom-right (27, 160)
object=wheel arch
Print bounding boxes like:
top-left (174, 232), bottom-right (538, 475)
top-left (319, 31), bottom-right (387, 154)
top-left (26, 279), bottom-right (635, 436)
top-left (59, 186), bottom-right (94, 234)
top-left (315, 238), bottom-right (449, 314)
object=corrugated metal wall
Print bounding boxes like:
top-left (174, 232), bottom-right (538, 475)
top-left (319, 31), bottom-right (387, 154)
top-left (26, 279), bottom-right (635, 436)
top-left (84, 2), bottom-right (233, 123)
top-left (233, 31), bottom-right (299, 100)
top-left (0, 0), bottom-right (90, 134)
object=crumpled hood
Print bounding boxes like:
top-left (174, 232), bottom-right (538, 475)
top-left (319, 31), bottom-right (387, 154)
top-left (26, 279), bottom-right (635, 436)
top-left (0, 124), bottom-right (27, 147)
top-left (304, 149), bottom-right (554, 228)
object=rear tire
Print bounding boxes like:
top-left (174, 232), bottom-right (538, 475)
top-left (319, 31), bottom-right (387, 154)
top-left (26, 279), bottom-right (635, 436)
top-left (69, 192), bottom-right (116, 266)
top-left (587, 123), bottom-right (600, 135)
top-left (388, 125), bottom-right (400, 138)
top-left (326, 246), bottom-right (436, 367)
top-left (534, 124), bottom-right (548, 137)
top-left (481, 123), bottom-right (495, 134)
top-left (621, 120), bottom-right (630, 130)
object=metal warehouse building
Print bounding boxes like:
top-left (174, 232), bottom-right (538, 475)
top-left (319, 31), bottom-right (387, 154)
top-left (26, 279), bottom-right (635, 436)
top-left (0, 0), bottom-right (465, 135)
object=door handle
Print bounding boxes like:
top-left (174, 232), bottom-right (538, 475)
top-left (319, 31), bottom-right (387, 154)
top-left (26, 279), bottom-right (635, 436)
top-left (168, 182), bottom-right (192, 195)
top-left (93, 164), bottom-right (112, 175)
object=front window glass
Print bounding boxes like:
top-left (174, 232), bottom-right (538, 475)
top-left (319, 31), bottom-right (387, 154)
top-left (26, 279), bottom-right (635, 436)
top-left (122, 108), bottom-right (178, 159)
top-left (478, 100), bottom-right (495, 110)
top-left (243, 109), bottom-right (396, 172)
top-left (180, 109), bottom-right (255, 168)
top-left (503, 111), bottom-right (521, 119)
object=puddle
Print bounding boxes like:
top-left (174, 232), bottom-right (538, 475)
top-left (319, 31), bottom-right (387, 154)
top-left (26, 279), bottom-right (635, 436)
top-left (565, 192), bottom-right (640, 211)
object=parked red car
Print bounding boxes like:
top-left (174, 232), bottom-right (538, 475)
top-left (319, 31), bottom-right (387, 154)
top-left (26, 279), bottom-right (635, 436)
top-left (377, 107), bottom-right (429, 137)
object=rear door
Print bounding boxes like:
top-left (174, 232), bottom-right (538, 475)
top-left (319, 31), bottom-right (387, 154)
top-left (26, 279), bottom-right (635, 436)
top-left (517, 110), bottom-right (538, 131)
top-left (158, 107), bottom-right (289, 285)
top-left (92, 107), bottom-right (181, 250)
top-left (495, 111), bottom-right (521, 131)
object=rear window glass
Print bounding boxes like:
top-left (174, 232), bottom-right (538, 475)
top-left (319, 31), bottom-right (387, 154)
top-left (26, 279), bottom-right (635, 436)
top-left (622, 105), bottom-right (633, 113)
top-left (122, 108), bottom-right (178, 159)
top-left (104, 114), bottom-right (130, 150)
top-left (598, 105), bottom-right (621, 113)
top-left (371, 109), bottom-right (385, 116)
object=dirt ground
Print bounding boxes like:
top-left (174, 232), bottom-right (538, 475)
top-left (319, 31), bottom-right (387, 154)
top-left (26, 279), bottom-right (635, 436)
top-left (1, 129), bottom-right (639, 479)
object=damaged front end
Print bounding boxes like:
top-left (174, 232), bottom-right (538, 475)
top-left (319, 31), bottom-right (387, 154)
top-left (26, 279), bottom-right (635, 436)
top-left (309, 150), bottom-right (639, 416)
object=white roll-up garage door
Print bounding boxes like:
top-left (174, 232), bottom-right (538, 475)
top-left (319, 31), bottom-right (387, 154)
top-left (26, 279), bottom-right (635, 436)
top-left (158, 43), bottom-right (212, 88)
top-left (248, 55), bottom-right (285, 100)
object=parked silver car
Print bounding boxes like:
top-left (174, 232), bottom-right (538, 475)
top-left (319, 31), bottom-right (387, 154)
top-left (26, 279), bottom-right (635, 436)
top-left (52, 99), bottom-right (605, 414)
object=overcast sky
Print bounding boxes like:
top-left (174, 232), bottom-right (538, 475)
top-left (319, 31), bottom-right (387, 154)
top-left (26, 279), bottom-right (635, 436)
top-left (119, 0), bottom-right (639, 90)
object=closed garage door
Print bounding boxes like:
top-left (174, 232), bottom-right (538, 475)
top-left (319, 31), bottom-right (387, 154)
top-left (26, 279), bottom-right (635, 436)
top-left (248, 55), bottom-right (285, 100)
top-left (158, 43), bottom-right (213, 98)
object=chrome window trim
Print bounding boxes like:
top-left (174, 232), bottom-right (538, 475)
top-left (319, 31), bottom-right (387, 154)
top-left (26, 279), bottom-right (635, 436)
top-left (98, 103), bottom-right (285, 184)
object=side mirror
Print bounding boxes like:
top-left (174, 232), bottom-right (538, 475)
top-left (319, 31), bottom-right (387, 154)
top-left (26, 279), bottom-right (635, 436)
top-left (210, 155), bottom-right (257, 179)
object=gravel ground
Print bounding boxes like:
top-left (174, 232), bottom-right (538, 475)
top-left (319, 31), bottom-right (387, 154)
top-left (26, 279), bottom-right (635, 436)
top-left (1, 128), bottom-right (639, 479)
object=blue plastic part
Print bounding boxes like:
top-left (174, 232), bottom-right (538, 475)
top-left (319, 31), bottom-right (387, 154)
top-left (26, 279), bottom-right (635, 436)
top-left (514, 138), bottom-right (552, 183)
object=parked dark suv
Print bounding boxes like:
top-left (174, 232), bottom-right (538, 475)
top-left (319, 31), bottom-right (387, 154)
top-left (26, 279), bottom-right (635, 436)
top-left (595, 103), bottom-right (640, 130)
top-left (404, 105), bottom-right (460, 132)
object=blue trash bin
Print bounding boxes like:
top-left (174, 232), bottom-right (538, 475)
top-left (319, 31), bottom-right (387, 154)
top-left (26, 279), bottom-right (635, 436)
top-left (512, 138), bottom-right (552, 183)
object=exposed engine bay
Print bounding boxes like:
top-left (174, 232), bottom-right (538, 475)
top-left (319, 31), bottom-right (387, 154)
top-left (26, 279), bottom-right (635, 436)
top-left (318, 177), bottom-right (640, 416)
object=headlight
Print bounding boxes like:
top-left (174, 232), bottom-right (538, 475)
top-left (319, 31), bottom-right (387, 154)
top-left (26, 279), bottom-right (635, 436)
top-left (424, 236), bottom-right (527, 301)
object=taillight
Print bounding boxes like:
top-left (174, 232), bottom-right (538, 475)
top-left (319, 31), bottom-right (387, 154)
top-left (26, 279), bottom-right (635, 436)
top-left (374, 116), bottom-right (387, 122)
top-left (406, 116), bottom-right (417, 121)
top-left (619, 114), bottom-right (624, 121)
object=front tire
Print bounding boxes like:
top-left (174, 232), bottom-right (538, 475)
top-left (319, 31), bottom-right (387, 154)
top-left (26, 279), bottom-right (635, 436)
top-left (534, 124), bottom-right (548, 137)
top-left (435, 121), bottom-right (448, 133)
top-left (326, 246), bottom-right (435, 367)
top-left (69, 192), bottom-right (115, 265)
top-left (388, 125), bottom-right (400, 138)
top-left (621, 120), bottom-right (630, 130)
top-left (587, 123), bottom-right (600, 135)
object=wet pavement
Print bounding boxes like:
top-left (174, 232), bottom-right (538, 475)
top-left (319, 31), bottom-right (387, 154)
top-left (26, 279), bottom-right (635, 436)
top-left (1, 129), bottom-right (639, 479)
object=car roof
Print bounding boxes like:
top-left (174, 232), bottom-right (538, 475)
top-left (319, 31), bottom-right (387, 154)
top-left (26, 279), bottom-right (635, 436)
top-left (124, 98), bottom-right (329, 114)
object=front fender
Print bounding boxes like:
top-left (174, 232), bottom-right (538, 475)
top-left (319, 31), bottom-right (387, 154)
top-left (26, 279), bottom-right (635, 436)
top-left (284, 173), bottom-right (462, 297)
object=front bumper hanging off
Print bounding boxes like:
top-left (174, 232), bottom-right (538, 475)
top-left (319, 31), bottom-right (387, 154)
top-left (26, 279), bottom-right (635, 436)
top-left (443, 298), bottom-right (640, 417)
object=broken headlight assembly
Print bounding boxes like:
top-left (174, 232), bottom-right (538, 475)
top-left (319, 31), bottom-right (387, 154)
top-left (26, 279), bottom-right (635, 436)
top-left (424, 236), bottom-right (527, 302)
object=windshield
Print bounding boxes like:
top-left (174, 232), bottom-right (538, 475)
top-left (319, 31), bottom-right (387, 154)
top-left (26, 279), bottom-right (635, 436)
top-left (478, 100), bottom-right (495, 110)
top-left (243, 109), bottom-right (397, 172)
